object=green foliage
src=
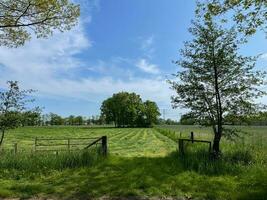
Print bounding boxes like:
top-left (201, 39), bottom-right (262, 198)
top-left (0, 81), bottom-right (35, 146)
top-left (180, 113), bottom-right (199, 125)
top-left (20, 109), bottom-right (42, 126)
top-left (169, 15), bottom-right (266, 153)
top-left (0, 126), bottom-right (266, 199)
top-left (202, 0), bottom-right (267, 36)
top-left (101, 92), bottom-right (160, 127)
top-left (0, 0), bottom-right (80, 47)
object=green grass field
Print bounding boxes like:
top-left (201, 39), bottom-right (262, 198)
top-left (0, 126), bottom-right (266, 199)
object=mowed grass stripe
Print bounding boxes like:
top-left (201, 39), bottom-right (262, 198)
top-left (4, 127), bottom-right (176, 157)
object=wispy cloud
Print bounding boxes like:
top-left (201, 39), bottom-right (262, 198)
top-left (0, 4), bottom-right (174, 114)
top-left (260, 53), bottom-right (267, 60)
top-left (136, 59), bottom-right (160, 74)
top-left (140, 35), bottom-right (155, 59)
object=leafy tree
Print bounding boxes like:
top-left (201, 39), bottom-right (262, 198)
top-left (0, 81), bottom-right (35, 146)
top-left (143, 100), bottom-right (160, 127)
top-left (0, 0), bottom-right (80, 47)
top-left (200, 0), bottom-right (267, 36)
top-left (66, 115), bottom-right (75, 125)
top-left (169, 17), bottom-right (266, 156)
top-left (21, 109), bottom-right (41, 126)
top-left (74, 116), bottom-right (83, 125)
top-left (101, 92), bottom-right (160, 127)
top-left (49, 113), bottom-right (64, 125)
top-left (180, 113), bottom-right (198, 125)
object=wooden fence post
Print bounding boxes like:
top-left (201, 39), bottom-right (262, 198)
top-left (191, 132), bottom-right (194, 143)
top-left (178, 139), bottom-right (184, 155)
top-left (101, 136), bottom-right (107, 156)
top-left (14, 143), bottom-right (17, 154)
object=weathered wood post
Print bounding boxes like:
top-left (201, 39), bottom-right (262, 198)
top-left (102, 136), bottom-right (107, 156)
top-left (209, 141), bottom-right (211, 153)
top-left (14, 143), bottom-right (17, 154)
top-left (178, 139), bottom-right (184, 155)
top-left (191, 132), bottom-right (194, 143)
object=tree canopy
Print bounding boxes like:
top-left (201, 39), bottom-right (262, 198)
top-left (100, 92), bottom-right (160, 128)
top-left (201, 0), bottom-right (267, 36)
top-left (169, 16), bottom-right (266, 155)
top-left (0, 81), bottom-right (36, 146)
top-left (0, 0), bottom-right (80, 47)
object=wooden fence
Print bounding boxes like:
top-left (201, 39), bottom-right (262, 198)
top-left (178, 132), bottom-right (211, 155)
top-left (1, 136), bottom-right (108, 156)
top-left (34, 136), bottom-right (108, 155)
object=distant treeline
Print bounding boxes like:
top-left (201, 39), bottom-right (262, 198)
top-left (180, 112), bottom-right (267, 126)
top-left (20, 111), bottom-right (104, 126)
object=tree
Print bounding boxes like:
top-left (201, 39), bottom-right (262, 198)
top-left (200, 0), bottom-right (267, 36)
top-left (169, 17), bottom-right (266, 156)
top-left (100, 92), bottom-right (160, 127)
top-left (49, 113), bottom-right (64, 125)
top-left (180, 113), bottom-right (198, 125)
top-left (143, 100), bottom-right (160, 127)
top-left (74, 116), bottom-right (83, 125)
top-left (0, 0), bottom-right (80, 47)
top-left (0, 81), bottom-right (35, 146)
top-left (21, 109), bottom-right (41, 126)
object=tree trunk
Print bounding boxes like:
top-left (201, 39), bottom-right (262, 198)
top-left (213, 134), bottom-right (221, 152)
top-left (0, 129), bottom-right (5, 147)
top-left (212, 129), bottom-right (222, 158)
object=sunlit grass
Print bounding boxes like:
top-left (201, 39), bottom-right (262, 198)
top-left (0, 125), bottom-right (266, 199)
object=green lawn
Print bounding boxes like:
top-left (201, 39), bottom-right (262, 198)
top-left (0, 126), bottom-right (266, 199)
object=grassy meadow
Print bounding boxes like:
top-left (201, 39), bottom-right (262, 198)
top-left (0, 125), bottom-right (266, 199)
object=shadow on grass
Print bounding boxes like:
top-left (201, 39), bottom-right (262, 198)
top-left (1, 150), bottom-right (266, 200)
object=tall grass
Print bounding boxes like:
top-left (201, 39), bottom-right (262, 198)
top-left (0, 148), bottom-right (103, 171)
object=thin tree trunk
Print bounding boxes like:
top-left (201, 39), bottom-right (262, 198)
top-left (213, 131), bottom-right (221, 154)
top-left (212, 40), bottom-right (223, 157)
top-left (0, 129), bottom-right (5, 147)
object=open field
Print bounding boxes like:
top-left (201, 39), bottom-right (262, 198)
top-left (2, 127), bottom-right (176, 157)
top-left (0, 126), bottom-right (266, 199)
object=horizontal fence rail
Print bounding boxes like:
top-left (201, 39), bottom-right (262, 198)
top-left (34, 136), bottom-right (107, 155)
top-left (178, 132), bottom-right (212, 155)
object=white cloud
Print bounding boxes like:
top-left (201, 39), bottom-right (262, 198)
top-left (140, 35), bottom-right (155, 59)
top-left (136, 59), bottom-right (160, 74)
top-left (260, 53), bottom-right (267, 60)
top-left (0, 26), bottom-right (172, 110)
top-left (141, 35), bottom-right (154, 50)
top-left (0, 6), bottom-right (175, 115)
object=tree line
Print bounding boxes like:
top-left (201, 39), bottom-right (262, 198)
top-left (180, 112), bottom-right (267, 126)
top-left (20, 112), bottom-right (105, 126)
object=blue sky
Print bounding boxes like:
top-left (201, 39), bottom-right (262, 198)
top-left (0, 0), bottom-right (266, 120)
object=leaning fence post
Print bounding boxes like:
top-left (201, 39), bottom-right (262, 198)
top-left (14, 143), bottom-right (17, 154)
top-left (101, 136), bottom-right (107, 156)
top-left (191, 132), bottom-right (194, 143)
